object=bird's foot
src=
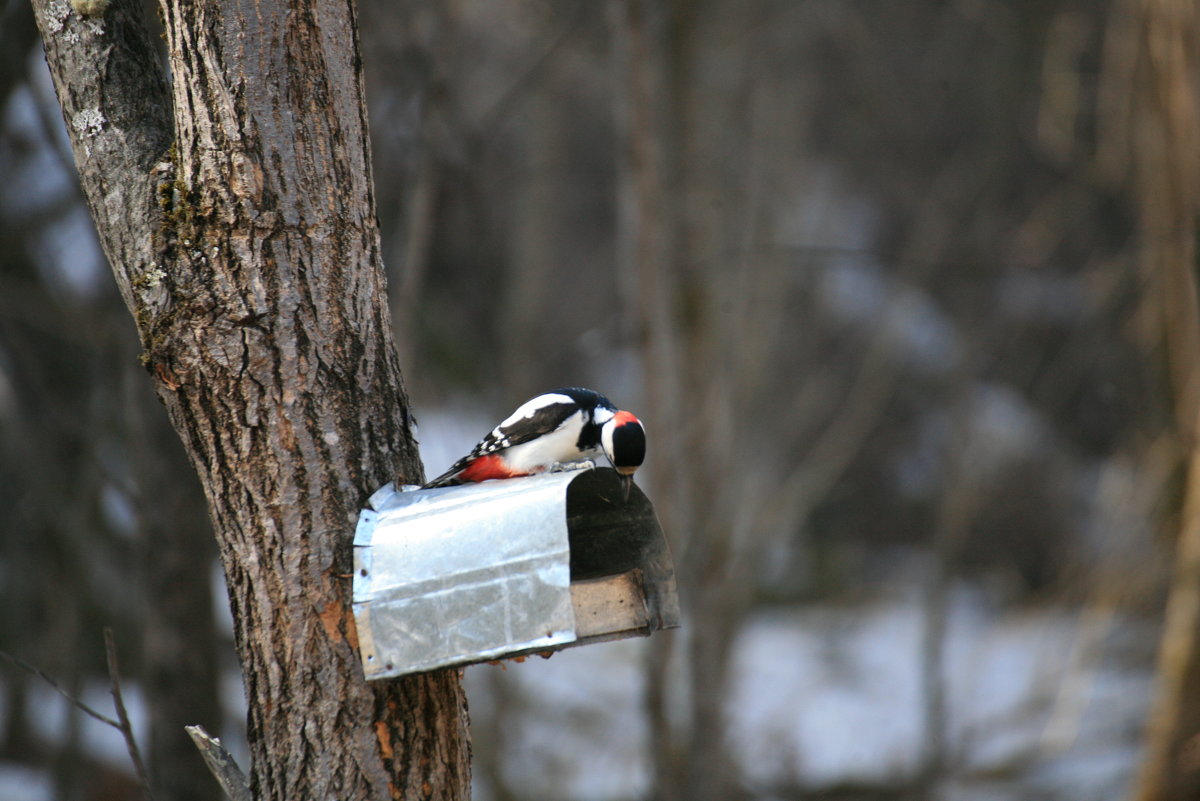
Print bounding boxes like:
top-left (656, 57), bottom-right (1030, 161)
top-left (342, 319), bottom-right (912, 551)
top-left (549, 459), bottom-right (595, 473)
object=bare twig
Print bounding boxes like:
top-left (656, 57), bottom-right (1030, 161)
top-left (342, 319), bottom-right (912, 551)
top-left (104, 628), bottom-right (155, 801)
top-left (186, 725), bottom-right (253, 801)
top-left (476, 0), bottom-right (589, 133)
top-left (0, 640), bottom-right (157, 798)
top-left (0, 647), bottom-right (120, 729)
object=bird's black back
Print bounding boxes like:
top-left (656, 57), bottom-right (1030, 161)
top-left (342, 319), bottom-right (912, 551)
top-left (552, 387), bottom-right (613, 451)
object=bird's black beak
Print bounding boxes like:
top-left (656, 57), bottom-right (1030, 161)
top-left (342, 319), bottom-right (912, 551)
top-left (620, 473), bottom-right (634, 503)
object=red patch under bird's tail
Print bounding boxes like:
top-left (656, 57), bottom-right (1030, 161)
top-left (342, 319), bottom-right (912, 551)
top-left (455, 454), bottom-right (525, 484)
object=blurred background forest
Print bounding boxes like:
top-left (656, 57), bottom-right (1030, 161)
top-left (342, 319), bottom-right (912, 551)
top-left (3, 0), bottom-right (1200, 799)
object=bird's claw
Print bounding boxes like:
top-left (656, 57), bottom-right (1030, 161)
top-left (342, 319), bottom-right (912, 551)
top-left (549, 459), bottom-right (595, 473)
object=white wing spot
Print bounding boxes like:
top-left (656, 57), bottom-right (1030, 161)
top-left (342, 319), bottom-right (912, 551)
top-left (498, 393), bottom-right (575, 429)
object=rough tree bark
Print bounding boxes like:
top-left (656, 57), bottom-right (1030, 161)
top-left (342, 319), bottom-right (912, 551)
top-left (30, 1), bottom-right (471, 800)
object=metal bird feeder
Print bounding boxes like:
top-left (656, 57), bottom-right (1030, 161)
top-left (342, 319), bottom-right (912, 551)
top-left (352, 467), bottom-right (680, 678)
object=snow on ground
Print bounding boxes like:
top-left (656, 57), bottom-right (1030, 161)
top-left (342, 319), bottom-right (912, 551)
top-left (727, 596), bottom-right (927, 788)
top-left (469, 580), bottom-right (1154, 801)
top-left (467, 638), bottom-right (653, 801)
top-left (0, 764), bottom-right (51, 801)
top-left (728, 585), bottom-right (1152, 799)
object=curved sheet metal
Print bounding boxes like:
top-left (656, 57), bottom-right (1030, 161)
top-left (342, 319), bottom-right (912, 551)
top-left (353, 467), bottom-right (678, 678)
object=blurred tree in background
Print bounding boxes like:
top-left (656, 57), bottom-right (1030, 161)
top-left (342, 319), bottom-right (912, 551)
top-left (2, 0), bottom-right (1199, 799)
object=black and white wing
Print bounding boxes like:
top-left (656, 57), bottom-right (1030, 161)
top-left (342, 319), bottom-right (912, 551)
top-left (423, 391), bottom-right (592, 487)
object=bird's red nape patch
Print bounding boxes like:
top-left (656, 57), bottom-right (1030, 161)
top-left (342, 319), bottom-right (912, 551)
top-left (614, 410), bottom-right (639, 427)
top-left (457, 454), bottom-right (526, 483)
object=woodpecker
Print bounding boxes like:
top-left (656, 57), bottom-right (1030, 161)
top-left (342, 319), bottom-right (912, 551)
top-left (424, 387), bottom-right (647, 499)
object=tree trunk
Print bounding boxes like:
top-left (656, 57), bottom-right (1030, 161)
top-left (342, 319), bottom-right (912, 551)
top-left (1132, 1), bottom-right (1200, 799)
top-left (611, 1), bottom-right (690, 798)
top-left (31, 1), bottom-right (471, 799)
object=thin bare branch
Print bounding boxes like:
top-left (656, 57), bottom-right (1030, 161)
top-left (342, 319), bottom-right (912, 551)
top-left (0, 647), bottom-right (120, 729)
top-left (104, 628), bottom-right (155, 801)
top-left (476, 0), bottom-right (590, 134)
